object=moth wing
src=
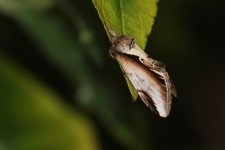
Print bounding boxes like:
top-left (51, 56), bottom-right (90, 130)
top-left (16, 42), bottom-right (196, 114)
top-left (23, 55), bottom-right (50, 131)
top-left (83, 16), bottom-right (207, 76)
top-left (115, 53), bottom-right (170, 117)
top-left (138, 91), bottom-right (159, 115)
top-left (140, 56), bottom-right (177, 98)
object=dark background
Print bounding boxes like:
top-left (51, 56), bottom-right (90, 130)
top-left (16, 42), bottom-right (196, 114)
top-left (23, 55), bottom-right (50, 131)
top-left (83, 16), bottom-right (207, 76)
top-left (0, 0), bottom-right (225, 150)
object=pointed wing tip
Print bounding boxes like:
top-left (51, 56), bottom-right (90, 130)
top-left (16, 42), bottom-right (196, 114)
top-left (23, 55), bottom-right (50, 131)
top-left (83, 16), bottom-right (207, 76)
top-left (138, 91), bottom-right (172, 118)
top-left (156, 107), bottom-right (171, 118)
top-left (159, 112), bottom-right (170, 118)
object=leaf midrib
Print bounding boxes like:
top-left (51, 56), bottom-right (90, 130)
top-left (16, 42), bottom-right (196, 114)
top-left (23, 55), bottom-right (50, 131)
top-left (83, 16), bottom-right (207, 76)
top-left (119, 0), bottom-right (125, 34)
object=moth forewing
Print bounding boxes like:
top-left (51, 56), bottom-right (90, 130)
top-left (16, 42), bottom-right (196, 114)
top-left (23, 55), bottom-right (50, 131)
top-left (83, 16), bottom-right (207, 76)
top-left (114, 53), bottom-right (171, 117)
top-left (109, 33), bottom-right (176, 117)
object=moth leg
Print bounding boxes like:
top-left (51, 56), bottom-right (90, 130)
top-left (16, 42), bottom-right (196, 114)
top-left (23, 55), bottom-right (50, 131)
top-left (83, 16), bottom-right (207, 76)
top-left (152, 60), bottom-right (166, 69)
top-left (142, 57), bottom-right (166, 70)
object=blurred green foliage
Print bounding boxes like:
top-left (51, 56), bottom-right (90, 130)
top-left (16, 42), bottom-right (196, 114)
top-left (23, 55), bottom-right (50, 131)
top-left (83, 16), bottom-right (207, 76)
top-left (0, 55), bottom-right (100, 150)
top-left (0, 0), bottom-right (52, 13)
top-left (1, 0), bottom-right (225, 150)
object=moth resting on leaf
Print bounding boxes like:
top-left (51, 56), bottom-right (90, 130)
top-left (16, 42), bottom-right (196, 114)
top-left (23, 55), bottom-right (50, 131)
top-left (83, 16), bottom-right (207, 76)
top-left (109, 29), bottom-right (177, 117)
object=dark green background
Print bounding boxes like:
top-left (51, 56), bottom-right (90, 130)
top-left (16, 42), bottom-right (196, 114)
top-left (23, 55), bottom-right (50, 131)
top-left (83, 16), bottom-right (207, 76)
top-left (1, 0), bottom-right (225, 150)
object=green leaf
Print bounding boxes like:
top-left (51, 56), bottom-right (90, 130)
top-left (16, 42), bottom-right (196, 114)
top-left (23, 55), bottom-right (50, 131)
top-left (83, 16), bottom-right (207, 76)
top-left (92, 0), bottom-right (158, 100)
top-left (92, 0), bottom-right (158, 48)
top-left (124, 76), bottom-right (138, 101)
top-left (0, 54), bottom-right (100, 150)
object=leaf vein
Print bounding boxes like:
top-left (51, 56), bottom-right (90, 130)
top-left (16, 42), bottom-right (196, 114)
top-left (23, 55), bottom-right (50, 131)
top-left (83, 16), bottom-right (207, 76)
top-left (119, 0), bottom-right (125, 34)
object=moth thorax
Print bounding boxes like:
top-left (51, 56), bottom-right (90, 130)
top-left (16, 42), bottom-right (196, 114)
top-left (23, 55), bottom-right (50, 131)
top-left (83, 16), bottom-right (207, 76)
top-left (113, 35), bottom-right (135, 53)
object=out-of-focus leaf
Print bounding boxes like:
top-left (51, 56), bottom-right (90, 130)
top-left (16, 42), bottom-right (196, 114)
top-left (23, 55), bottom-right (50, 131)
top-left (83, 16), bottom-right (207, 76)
top-left (13, 11), bottom-right (92, 84)
top-left (0, 54), bottom-right (100, 150)
top-left (15, 11), bottom-right (146, 149)
top-left (92, 0), bottom-right (158, 100)
top-left (0, 0), bottom-right (52, 14)
top-left (57, 1), bottom-right (104, 66)
top-left (0, 0), bottom-right (103, 66)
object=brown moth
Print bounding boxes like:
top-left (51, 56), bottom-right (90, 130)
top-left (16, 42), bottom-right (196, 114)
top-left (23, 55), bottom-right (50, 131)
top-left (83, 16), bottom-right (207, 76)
top-left (109, 29), bottom-right (177, 117)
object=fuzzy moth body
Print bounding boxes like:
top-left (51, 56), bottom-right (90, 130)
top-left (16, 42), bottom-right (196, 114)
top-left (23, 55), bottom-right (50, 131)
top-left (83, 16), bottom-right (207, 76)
top-left (109, 30), bottom-right (177, 117)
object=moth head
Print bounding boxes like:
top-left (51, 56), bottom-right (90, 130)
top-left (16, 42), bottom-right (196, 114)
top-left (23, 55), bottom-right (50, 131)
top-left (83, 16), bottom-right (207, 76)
top-left (112, 36), bottom-right (135, 53)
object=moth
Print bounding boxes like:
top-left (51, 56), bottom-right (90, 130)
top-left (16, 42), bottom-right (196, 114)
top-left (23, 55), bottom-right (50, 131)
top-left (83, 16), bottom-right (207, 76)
top-left (109, 29), bottom-right (177, 117)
